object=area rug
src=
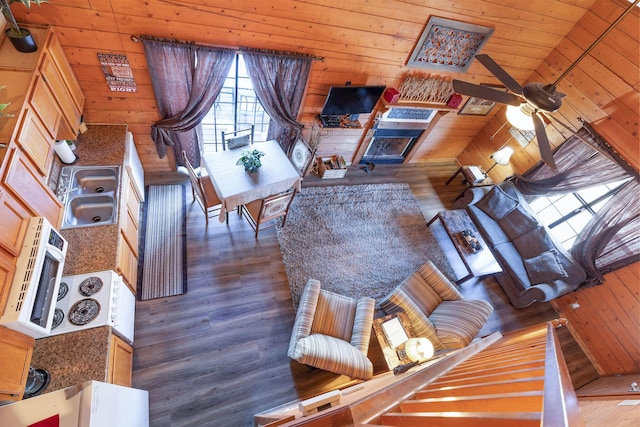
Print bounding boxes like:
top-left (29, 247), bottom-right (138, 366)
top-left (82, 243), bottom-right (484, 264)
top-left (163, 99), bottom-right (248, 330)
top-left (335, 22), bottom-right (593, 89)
top-left (276, 183), bottom-right (454, 308)
top-left (138, 185), bottom-right (187, 300)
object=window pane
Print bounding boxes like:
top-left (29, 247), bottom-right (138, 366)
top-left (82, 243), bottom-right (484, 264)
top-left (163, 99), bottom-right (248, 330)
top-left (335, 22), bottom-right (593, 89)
top-left (554, 194), bottom-right (582, 216)
top-left (529, 197), bottom-right (551, 212)
top-left (202, 54), bottom-right (271, 149)
top-left (537, 204), bottom-right (563, 225)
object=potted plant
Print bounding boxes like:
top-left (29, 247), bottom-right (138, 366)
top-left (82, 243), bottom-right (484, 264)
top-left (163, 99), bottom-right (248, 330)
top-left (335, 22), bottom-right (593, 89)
top-left (0, 0), bottom-right (47, 53)
top-left (236, 149), bottom-right (265, 174)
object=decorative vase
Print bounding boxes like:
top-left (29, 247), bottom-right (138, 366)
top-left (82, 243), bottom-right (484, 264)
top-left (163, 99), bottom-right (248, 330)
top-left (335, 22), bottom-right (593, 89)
top-left (5, 28), bottom-right (38, 53)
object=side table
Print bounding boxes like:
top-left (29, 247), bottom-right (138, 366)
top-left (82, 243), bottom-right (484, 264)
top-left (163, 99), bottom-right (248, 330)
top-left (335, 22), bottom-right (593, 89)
top-left (427, 209), bottom-right (502, 284)
top-left (372, 312), bottom-right (414, 371)
top-left (446, 165), bottom-right (494, 199)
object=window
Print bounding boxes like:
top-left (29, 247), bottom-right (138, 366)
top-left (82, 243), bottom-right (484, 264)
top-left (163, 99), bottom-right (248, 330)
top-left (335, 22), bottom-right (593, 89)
top-left (201, 54), bottom-right (270, 150)
top-left (529, 179), bottom-right (631, 249)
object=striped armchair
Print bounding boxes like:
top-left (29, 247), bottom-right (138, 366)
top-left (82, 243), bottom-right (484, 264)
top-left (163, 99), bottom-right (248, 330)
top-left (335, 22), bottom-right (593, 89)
top-left (288, 279), bottom-right (376, 380)
top-left (379, 260), bottom-right (493, 350)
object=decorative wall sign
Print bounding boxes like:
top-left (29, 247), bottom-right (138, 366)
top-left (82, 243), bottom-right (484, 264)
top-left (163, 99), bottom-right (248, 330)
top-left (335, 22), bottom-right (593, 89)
top-left (509, 126), bottom-right (537, 147)
top-left (458, 84), bottom-right (506, 116)
top-left (97, 53), bottom-right (137, 92)
top-left (407, 17), bottom-right (494, 72)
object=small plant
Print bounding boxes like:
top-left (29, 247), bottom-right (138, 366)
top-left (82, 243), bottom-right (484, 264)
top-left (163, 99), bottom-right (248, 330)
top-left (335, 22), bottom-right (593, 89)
top-left (0, 86), bottom-right (14, 118)
top-left (236, 149), bottom-right (265, 174)
top-left (0, 0), bottom-right (48, 37)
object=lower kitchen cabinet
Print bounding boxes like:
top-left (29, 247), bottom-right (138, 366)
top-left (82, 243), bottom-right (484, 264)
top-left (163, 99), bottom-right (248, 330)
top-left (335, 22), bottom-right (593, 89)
top-left (0, 326), bottom-right (34, 402)
top-left (108, 333), bottom-right (133, 387)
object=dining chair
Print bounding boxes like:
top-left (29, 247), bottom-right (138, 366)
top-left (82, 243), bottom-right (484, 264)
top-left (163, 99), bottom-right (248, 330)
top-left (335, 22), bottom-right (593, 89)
top-left (240, 188), bottom-right (296, 238)
top-left (182, 150), bottom-right (225, 225)
top-left (220, 124), bottom-right (255, 151)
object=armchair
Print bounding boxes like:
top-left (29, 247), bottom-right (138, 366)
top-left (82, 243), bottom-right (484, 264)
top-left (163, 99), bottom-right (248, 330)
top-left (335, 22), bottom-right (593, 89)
top-left (379, 260), bottom-right (493, 350)
top-left (288, 279), bottom-right (375, 380)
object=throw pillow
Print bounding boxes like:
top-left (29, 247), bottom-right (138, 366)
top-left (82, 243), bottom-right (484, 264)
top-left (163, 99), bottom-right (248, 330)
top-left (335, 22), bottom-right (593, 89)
top-left (523, 249), bottom-right (568, 284)
top-left (227, 134), bottom-right (251, 149)
top-left (498, 205), bottom-right (539, 239)
top-left (476, 185), bottom-right (519, 220)
top-left (513, 226), bottom-right (555, 258)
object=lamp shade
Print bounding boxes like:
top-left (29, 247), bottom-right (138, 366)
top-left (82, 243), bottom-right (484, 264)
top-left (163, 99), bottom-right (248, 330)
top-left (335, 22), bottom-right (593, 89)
top-left (404, 338), bottom-right (434, 362)
top-left (506, 105), bottom-right (535, 130)
top-left (491, 146), bottom-right (514, 166)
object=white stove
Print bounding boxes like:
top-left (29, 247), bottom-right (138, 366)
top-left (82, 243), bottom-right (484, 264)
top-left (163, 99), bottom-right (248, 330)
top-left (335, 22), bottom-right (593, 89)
top-left (50, 270), bottom-right (135, 344)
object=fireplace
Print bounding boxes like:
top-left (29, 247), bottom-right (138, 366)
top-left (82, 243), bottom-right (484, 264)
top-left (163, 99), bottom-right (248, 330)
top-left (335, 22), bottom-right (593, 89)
top-left (360, 128), bottom-right (424, 164)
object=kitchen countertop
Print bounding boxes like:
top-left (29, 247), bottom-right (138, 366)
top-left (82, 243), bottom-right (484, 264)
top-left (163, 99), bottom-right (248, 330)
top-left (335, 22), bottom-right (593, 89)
top-left (31, 326), bottom-right (112, 393)
top-left (61, 124), bottom-right (128, 276)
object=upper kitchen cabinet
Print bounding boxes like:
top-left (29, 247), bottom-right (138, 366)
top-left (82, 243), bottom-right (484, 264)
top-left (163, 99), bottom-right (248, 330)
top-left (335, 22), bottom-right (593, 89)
top-left (0, 25), bottom-right (85, 177)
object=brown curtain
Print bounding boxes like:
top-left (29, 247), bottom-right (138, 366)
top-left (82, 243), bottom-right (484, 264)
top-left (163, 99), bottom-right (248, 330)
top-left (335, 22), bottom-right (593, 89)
top-left (242, 49), bottom-right (312, 154)
top-left (142, 37), bottom-right (235, 167)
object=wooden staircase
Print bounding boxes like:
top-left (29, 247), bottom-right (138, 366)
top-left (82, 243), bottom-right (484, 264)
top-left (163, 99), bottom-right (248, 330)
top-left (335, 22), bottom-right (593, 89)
top-left (258, 320), bottom-right (583, 426)
top-left (378, 321), bottom-right (582, 426)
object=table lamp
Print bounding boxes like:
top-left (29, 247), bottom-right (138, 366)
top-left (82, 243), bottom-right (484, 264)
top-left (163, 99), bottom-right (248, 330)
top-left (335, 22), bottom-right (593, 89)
top-left (403, 338), bottom-right (435, 363)
top-left (485, 146), bottom-right (514, 174)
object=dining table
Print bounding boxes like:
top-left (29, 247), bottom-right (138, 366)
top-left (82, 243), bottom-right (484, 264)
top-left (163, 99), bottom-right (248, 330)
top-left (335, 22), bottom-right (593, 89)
top-left (202, 140), bottom-right (302, 223)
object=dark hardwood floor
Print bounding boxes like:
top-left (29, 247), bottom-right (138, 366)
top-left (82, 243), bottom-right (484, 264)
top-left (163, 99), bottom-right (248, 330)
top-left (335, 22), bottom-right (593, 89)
top-left (133, 161), bottom-right (596, 427)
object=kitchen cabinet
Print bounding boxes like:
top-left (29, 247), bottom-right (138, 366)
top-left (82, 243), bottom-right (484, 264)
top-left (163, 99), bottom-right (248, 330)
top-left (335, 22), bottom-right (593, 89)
top-left (0, 326), bottom-right (34, 401)
top-left (117, 171), bottom-right (140, 294)
top-left (41, 33), bottom-right (85, 140)
top-left (0, 189), bottom-right (30, 315)
top-left (2, 147), bottom-right (63, 228)
top-left (108, 333), bottom-right (133, 387)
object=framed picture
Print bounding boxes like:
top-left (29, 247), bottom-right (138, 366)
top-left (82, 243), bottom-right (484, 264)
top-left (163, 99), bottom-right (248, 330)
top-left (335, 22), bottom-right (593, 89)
top-left (457, 84), bottom-right (506, 116)
top-left (407, 17), bottom-right (494, 72)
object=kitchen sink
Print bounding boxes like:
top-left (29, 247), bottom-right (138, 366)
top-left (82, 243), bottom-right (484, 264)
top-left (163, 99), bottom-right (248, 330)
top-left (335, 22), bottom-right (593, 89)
top-left (63, 195), bottom-right (116, 228)
top-left (71, 167), bottom-right (118, 194)
top-left (58, 166), bottom-right (120, 229)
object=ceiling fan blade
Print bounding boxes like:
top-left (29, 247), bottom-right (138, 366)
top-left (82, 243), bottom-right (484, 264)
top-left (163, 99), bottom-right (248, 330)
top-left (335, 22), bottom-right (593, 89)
top-left (452, 80), bottom-right (522, 107)
top-left (475, 54), bottom-right (524, 95)
top-left (532, 111), bottom-right (556, 169)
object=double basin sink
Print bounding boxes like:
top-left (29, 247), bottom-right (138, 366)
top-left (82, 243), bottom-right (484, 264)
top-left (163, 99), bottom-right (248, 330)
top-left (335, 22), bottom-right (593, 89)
top-left (58, 166), bottom-right (120, 229)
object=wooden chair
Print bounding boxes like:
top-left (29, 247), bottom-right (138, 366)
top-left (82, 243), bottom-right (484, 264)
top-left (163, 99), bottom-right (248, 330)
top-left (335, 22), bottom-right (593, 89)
top-left (240, 188), bottom-right (296, 238)
top-left (220, 124), bottom-right (254, 151)
top-left (182, 150), bottom-right (225, 225)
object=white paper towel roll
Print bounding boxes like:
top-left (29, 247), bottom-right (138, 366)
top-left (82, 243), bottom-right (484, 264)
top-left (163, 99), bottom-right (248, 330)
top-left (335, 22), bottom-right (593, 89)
top-left (54, 140), bottom-right (77, 164)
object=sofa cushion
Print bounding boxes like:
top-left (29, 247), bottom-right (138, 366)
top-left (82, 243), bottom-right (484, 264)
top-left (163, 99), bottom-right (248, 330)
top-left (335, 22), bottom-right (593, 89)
top-left (498, 204), bottom-right (539, 239)
top-left (513, 226), bottom-right (555, 259)
top-left (468, 205), bottom-right (511, 245)
top-left (476, 185), bottom-right (519, 220)
top-left (523, 249), bottom-right (569, 285)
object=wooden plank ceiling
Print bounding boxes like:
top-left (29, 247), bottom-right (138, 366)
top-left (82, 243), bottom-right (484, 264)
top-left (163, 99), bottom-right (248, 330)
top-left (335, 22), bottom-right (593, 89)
top-left (12, 0), bottom-right (634, 172)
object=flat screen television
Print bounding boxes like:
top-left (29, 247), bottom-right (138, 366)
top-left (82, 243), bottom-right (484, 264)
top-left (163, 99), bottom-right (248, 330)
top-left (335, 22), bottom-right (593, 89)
top-left (320, 85), bottom-right (386, 116)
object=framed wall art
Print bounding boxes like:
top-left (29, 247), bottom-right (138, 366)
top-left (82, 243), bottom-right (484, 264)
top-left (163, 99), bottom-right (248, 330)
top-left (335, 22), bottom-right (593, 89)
top-left (407, 17), bottom-right (494, 72)
top-left (457, 84), bottom-right (506, 116)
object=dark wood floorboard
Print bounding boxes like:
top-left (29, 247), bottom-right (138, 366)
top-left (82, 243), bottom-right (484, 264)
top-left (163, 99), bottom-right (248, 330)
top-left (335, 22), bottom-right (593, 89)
top-left (133, 162), bottom-right (596, 427)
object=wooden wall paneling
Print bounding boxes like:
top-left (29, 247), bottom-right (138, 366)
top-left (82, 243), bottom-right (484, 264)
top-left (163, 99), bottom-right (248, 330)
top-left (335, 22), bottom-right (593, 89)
top-left (552, 263), bottom-right (640, 376)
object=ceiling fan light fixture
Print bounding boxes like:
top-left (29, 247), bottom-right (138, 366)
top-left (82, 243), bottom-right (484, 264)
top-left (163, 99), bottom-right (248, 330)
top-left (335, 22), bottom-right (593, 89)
top-left (506, 105), bottom-right (535, 130)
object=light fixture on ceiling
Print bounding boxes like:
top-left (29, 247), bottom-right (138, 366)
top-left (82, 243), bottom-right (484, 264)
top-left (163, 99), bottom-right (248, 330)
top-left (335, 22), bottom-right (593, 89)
top-left (506, 104), bottom-right (535, 130)
top-left (485, 146), bottom-right (514, 174)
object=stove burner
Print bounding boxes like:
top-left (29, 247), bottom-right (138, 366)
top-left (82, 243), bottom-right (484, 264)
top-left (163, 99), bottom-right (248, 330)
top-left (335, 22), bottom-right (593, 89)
top-left (52, 308), bottom-right (64, 329)
top-left (57, 282), bottom-right (69, 301)
top-left (68, 299), bottom-right (101, 326)
top-left (79, 277), bottom-right (104, 297)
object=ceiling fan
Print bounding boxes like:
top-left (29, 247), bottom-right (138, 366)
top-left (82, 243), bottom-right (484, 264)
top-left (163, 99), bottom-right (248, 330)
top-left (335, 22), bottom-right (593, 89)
top-left (452, 0), bottom-right (639, 169)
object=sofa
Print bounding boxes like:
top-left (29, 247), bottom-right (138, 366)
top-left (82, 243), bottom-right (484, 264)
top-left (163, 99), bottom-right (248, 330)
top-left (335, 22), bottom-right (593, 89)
top-left (454, 181), bottom-right (586, 307)
top-left (379, 260), bottom-right (493, 350)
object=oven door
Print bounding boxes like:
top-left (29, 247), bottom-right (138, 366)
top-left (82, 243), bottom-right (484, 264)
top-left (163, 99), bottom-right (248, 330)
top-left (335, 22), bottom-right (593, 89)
top-left (29, 251), bottom-right (63, 330)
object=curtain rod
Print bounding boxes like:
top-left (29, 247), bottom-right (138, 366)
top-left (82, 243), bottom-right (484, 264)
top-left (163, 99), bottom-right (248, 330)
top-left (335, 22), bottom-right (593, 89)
top-left (130, 34), bottom-right (325, 62)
